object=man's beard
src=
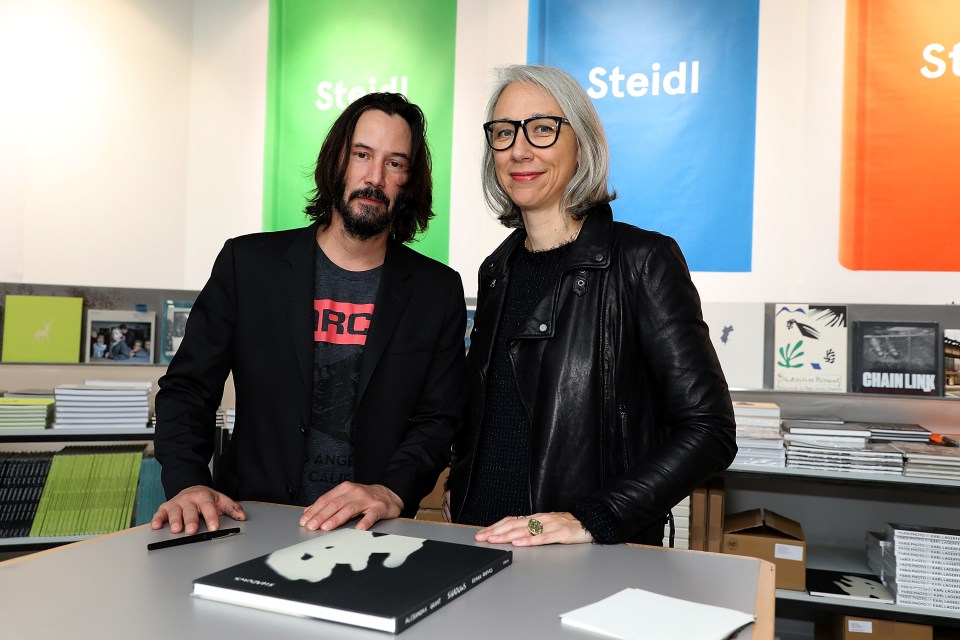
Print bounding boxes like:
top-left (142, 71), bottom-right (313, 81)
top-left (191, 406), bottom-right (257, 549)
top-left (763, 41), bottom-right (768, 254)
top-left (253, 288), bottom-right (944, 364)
top-left (336, 186), bottom-right (395, 240)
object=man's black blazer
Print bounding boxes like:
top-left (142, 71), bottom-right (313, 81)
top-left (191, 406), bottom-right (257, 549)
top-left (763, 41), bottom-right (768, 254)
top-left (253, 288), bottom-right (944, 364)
top-left (154, 224), bottom-right (466, 516)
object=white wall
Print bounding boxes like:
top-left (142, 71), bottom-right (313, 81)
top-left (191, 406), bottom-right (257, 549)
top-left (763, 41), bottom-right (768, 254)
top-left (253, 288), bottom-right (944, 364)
top-left (1, 0), bottom-right (957, 302)
top-left (0, 0), bottom-right (266, 290)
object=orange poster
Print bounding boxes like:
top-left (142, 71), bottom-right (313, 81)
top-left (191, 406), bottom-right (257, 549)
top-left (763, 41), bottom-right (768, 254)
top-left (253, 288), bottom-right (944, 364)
top-left (839, 0), bottom-right (960, 271)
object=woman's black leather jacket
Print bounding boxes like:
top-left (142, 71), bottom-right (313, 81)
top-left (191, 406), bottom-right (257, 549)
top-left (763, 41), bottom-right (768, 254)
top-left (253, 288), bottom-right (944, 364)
top-left (449, 204), bottom-right (737, 544)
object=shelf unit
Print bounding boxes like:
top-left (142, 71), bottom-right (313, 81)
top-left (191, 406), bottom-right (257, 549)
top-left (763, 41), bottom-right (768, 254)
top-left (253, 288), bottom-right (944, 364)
top-left (0, 352), bottom-right (168, 552)
top-left (0, 282), bottom-right (240, 557)
top-left (727, 389), bottom-right (960, 638)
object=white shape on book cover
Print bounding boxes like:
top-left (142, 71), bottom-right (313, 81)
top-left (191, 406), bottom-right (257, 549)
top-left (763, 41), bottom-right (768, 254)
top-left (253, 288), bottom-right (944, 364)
top-left (806, 568), bottom-right (893, 603)
top-left (192, 528), bottom-right (512, 633)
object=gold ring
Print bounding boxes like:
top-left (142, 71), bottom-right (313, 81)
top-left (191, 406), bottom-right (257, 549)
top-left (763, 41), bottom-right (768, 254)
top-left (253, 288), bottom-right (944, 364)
top-left (527, 518), bottom-right (543, 536)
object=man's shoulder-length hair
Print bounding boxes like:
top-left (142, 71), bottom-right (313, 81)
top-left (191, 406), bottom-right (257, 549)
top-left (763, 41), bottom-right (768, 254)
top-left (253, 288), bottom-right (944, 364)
top-left (305, 92), bottom-right (434, 244)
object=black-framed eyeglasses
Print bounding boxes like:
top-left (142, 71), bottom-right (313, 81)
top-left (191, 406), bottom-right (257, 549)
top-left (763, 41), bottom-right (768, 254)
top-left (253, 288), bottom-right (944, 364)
top-left (482, 116), bottom-right (570, 150)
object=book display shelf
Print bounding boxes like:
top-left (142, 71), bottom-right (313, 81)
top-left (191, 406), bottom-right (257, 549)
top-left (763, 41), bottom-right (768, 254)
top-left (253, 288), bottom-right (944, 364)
top-left (722, 303), bottom-right (960, 639)
top-left (0, 283), bottom-right (235, 556)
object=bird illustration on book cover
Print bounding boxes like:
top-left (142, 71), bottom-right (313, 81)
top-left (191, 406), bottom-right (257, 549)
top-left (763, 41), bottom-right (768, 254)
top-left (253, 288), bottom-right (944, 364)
top-left (774, 305), bottom-right (847, 392)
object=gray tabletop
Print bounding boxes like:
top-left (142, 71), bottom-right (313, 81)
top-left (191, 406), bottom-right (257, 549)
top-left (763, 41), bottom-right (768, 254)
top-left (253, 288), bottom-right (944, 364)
top-left (0, 502), bottom-right (773, 639)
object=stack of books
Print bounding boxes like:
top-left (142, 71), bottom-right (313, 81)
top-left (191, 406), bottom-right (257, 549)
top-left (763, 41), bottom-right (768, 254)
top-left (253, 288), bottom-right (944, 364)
top-left (885, 523), bottom-right (960, 611)
top-left (53, 383), bottom-right (151, 429)
top-left (731, 401), bottom-right (783, 467)
top-left (890, 442), bottom-right (960, 481)
top-left (860, 421), bottom-right (932, 443)
top-left (0, 397), bottom-right (54, 430)
top-left (782, 420), bottom-right (903, 474)
top-left (782, 419), bottom-right (868, 449)
top-left (28, 445), bottom-right (144, 536)
top-left (0, 452), bottom-right (54, 538)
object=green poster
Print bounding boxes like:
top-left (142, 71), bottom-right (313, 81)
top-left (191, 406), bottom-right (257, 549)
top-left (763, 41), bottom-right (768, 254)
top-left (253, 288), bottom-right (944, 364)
top-left (264, 0), bottom-right (457, 263)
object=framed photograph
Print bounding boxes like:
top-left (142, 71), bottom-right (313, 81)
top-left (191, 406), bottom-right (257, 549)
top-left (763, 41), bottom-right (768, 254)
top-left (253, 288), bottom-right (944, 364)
top-left (84, 309), bottom-right (156, 365)
top-left (160, 299), bottom-right (194, 365)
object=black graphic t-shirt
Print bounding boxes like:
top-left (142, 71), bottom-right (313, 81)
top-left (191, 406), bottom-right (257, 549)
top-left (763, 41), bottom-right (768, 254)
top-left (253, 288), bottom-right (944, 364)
top-left (299, 247), bottom-right (382, 504)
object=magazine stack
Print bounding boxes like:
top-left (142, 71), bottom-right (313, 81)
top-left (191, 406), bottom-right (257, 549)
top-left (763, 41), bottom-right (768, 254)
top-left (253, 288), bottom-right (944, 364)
top-left (731, 401), bottom-right (783, 467)
top-left (781, 420), bottom-right (903, 475)
top-left (783, 420), bottom-right (903, 475)
top-left (53, 382), bottom-right (151, 429)
top-left (884, 523), bottom-right (960, 612)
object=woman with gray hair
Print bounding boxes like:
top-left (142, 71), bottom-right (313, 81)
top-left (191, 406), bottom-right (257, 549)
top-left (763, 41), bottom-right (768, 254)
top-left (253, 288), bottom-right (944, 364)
top-left (446, 64), bottom-right (737, 546)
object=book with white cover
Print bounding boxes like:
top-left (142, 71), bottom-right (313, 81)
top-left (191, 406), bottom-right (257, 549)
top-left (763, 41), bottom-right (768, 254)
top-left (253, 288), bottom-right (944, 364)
top-left (782, 420), bottom-right (872, 438)
top-left (192, 528), bottom-right (512, 633)
top-left (773, 304), bottom-right (848, 392)
top-left (559, 587), bottom-right (755, 640)
top-left (54, 385), bottom-right (149, 397)
top-left (783, 433), bottom-right (868, 449)
top-left (700, 302), bottom-right (765, 390)
top-left (82, 379), bottom-right (153, 390)
top-left (734, 415), bottom-right (781, 428)
top-left (732, 401), bottom-right (781, 418)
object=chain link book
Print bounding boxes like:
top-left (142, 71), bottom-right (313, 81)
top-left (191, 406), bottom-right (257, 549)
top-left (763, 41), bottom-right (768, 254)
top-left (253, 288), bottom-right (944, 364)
top-left (192, 528), bottom-right (512, 633)
top-left (851, 321), bottom-right (942, 396)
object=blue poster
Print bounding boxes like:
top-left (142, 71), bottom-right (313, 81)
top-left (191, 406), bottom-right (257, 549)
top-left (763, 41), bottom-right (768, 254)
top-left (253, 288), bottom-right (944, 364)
top-left (528, 0), bottom-right (759, 272)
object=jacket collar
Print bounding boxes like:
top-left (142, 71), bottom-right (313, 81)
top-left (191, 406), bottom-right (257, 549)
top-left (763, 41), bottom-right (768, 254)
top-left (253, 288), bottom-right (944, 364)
top-left (479, 203), bottom-right (614, 279)
top-left (278, 223), bottom-right (414, 403)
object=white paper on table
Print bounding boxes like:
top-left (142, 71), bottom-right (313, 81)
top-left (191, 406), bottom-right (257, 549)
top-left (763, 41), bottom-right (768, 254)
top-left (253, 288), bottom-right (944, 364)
top-left (559, 588), bottom-right (755, 640)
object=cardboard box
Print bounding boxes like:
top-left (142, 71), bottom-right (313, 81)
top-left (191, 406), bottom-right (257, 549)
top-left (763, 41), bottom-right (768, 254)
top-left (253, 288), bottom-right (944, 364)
top-left (706, 477), bottom-right (725, 552)
top-left (827, 615), bottom-right (932, 640)
top-left (689, 485), bottom-right (708, 551)
top-left (722, 508), bottom-right (807, 590)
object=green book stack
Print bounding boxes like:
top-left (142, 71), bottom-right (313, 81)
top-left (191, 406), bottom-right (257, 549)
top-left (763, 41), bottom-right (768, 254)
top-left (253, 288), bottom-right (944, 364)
top-left (29, 445), bottom-right (145, 537)
top-left (0, 397), bottom-right (54, 430)
top-left (1, 295), bottom-right (83, 363)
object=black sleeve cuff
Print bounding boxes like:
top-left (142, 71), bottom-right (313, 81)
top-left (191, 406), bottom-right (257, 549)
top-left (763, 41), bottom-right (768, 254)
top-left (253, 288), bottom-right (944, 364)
top-left (571, 499), bottom-right (621, 545)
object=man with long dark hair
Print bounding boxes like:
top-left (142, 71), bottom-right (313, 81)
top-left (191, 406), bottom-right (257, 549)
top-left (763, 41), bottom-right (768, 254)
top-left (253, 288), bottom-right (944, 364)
top-left (153, 93), bottom-right (466, 536)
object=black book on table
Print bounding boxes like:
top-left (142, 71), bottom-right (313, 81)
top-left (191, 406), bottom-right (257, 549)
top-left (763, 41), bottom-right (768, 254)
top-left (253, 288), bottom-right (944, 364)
top-left (192, 528), bottom-right (512, 633)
